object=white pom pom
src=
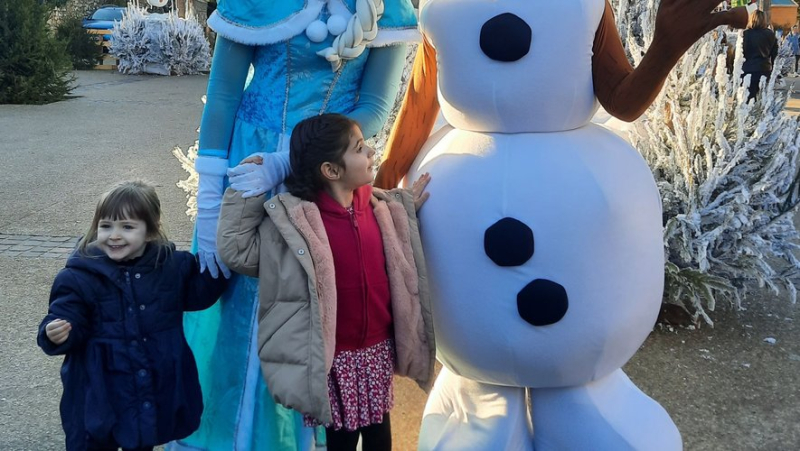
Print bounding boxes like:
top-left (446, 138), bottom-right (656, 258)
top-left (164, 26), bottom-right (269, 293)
top-left (327, 15), bottom-right (348, 36)
top-left (305, 20), bottom-right (329, 43)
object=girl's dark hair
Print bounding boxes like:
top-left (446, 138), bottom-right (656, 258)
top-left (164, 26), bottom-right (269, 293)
top-left (285, 113), bottom-right (358, 201)
top-left (78, 180), bottom-right (170, 256)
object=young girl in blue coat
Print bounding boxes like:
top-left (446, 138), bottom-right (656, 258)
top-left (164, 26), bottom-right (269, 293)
top-left (37, 180), bottom-right (228, 451)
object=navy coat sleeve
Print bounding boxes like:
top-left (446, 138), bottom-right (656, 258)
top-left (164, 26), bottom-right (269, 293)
top-left (37, 270), bottom-right (91, 356)
top-left (180, 251), bottom-right (229, 311)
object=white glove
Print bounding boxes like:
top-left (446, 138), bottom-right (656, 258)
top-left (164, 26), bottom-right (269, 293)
top-left (227, 151), bottom-right (291, 198)
top-left (195, 156), bottom-right (231, 279)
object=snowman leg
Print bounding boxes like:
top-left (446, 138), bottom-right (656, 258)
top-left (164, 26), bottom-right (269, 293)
top-left (419, 367), bottom-right (533, 451)
top-left (530, 369), bottom-right (682, 451)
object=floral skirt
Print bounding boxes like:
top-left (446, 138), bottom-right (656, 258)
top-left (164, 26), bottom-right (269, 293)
top-left (304, 339), bottom-right (396, 431)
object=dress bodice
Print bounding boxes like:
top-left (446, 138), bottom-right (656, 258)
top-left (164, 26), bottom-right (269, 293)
top-left (237, 33), bottom-right (370, 133)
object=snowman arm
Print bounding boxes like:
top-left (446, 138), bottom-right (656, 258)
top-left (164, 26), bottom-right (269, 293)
top-left (375, 37), bottom-right (440, 189)
top-left (593, 0), bottom-right (748, 122)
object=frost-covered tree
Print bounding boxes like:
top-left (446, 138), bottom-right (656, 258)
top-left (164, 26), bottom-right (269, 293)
top-left (111, 3), bottom-right (209, 75)
top-left (610, 0), bottom-right (800, 324)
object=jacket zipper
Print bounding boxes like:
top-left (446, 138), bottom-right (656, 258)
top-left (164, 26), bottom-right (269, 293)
top-left (348, 206), bottom-right (369, 347)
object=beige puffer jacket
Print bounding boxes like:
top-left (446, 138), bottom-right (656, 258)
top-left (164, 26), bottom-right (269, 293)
top-left (217, 187), bottom-right (435, 425)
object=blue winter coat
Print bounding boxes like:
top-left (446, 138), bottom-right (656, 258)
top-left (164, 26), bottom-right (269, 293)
top-left (37, 243), bottom-right (227, 450)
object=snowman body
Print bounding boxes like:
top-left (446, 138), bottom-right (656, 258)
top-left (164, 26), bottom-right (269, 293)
top-left (406, 0), bottom-right (682, 449)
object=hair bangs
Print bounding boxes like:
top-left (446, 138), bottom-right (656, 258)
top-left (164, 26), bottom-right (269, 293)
top-left (96, 187), bottom-right (150, 222)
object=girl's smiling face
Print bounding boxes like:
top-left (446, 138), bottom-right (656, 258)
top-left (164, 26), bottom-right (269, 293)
top-left (338, 125), bottom-right (376, 190)
top-left (96, 217), bottom-right (148, 261)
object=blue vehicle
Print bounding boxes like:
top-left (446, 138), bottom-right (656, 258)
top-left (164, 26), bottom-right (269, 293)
top-left (82, 6), bottom-right (126, 41)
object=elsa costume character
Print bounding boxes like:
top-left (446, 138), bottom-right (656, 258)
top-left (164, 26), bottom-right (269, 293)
top-left (171, 0), bottom-right (418, 449)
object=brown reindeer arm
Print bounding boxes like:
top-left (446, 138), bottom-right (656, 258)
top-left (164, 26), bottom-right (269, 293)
top-left (593, 0), bottom-right (749, 122)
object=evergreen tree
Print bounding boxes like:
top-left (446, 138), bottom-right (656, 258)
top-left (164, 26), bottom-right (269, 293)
top-left (56, 14), bottom-right (102, 70)
top-left (0, 0), bottom-right (74, 104)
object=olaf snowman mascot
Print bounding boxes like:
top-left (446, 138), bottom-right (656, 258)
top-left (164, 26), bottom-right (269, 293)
top-left (374, 0), bottom-right (752, 450)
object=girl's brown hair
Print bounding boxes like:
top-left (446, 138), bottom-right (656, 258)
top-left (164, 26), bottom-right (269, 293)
top-left (77, 180), bottom-right (170, 255)
top-left (747, 10), bottom-right (767, 30)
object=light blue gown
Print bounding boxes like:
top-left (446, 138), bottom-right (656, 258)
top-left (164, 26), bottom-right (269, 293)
top-left (171, 1), bottom-right (417, 449)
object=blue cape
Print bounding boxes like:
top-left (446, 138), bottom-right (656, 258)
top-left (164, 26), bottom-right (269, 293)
top-left (208, 0), bottom-right (418, 46)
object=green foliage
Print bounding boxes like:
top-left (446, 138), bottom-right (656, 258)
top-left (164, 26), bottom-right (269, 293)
top-left (0, 0), bottom-right (74, 104)
top-left (56, 15), bottom-right (101, 70)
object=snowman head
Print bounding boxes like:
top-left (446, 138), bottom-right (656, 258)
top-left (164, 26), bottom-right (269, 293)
top-left (420, 0), bottom-right (606, 133)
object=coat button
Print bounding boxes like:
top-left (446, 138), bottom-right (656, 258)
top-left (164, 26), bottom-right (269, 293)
top-left (395, 193), bottom-right (401, 198)
top-left (138, 369), bottom-right (147, 377)
top-left (134, 273), bottom-right (141, 279)
top-left (143, 401), bottom-right (152, 409)
top-left (139, 305), bottom-right (146, 311)
top-left (269, 203), bottom-right (276, 209)
top-left (298, 249), bottom-right (305, 255)
top-left (128, 307), bottom-right (133, 312)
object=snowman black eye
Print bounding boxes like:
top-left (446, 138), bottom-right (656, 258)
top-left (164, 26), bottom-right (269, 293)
top-left (484, 217), bottom-right (534, 266)
top-left (480, 13), bottom-right (532, 62)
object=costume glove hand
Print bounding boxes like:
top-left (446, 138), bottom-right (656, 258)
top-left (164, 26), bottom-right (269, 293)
top-left (195, 156), bottom-right (232, 279)
top-left (227, 151), bottom-right (291, 198)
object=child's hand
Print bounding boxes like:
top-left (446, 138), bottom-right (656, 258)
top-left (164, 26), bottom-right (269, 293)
top-left (412, 173), bottom-right (431, 211)
top-left (239, 155), bottom-right (263, 165)
top-left (45, 319), bottom-right (71, 345)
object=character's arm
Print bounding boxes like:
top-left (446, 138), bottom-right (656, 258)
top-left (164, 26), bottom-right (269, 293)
top-left (194, 36), bottom-right (256, 278)
top-left (374, 38), bottom-right (440, 189)
top-left (593, 0), bottom-right (749, 122)
top-left (198, 36), bottom-right (255, 158)
top-left (349, 44), bottom-right (409, 139)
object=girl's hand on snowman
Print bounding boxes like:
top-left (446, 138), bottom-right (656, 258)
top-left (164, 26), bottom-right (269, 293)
top-left (653, 0), bottom-right (749, 60)
top-left (45, 319), bottom-right (71, 345)
top-left (412, 173), bottom-right (431, 211)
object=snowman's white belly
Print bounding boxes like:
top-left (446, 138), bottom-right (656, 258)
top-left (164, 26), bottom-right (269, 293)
top-left (407, 124), bottom-right (664, 388)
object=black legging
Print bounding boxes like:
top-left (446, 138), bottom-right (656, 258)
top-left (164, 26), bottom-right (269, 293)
top-left (743, 71), bottom-right (771, 102)
top-left (326, 413), bottom-right (392, 451)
